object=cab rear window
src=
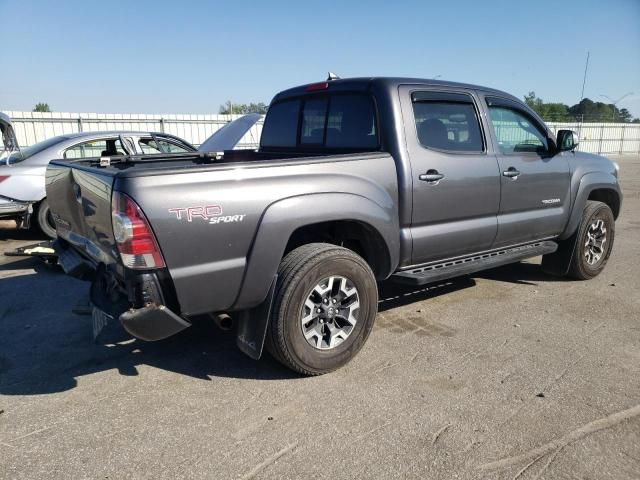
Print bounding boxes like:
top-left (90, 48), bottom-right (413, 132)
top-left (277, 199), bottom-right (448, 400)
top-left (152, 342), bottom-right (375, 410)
top-left (260, 99), bottom-right (300, 148)
top-left (261, 94), bottom-right (378, 151)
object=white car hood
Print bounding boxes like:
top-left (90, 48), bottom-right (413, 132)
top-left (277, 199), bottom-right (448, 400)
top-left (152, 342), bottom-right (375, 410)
top-left (198, 113), bottom-right (262, 152)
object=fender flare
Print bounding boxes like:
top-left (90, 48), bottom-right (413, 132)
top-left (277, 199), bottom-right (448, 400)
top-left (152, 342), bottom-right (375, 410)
top-left (559, 172), bottom-right (622, 240)
top-left (232, 192), bottom-right (400, 310)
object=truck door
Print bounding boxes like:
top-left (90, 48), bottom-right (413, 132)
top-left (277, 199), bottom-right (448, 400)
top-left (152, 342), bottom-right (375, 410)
top-left (482, 96), bottom-right (571, 247)
top-left (399, 87), bottom-right (501, 265)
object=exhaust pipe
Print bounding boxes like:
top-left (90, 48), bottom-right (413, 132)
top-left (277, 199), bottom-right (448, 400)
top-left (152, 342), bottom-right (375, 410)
top-left (212, 313), bottom-right (234, 331)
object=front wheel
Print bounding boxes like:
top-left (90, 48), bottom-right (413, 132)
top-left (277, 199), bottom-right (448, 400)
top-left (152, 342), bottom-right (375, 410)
top-left (567, 200), bottom-right (615, 280)
top-left (266, 243), bottom-right (378, 375)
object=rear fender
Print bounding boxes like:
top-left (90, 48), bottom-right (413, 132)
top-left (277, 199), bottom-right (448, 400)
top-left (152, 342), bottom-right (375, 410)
top-left (232, 193), bottom-right (399, 310)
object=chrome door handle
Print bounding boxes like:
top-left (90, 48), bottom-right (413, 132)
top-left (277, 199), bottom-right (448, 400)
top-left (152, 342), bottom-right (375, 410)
top-left (503, 167), bottom-right (520, 178)
top-left (419, 169), bottom-right (444, 183)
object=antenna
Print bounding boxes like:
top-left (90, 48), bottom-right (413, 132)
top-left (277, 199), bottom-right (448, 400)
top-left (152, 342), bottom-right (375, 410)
top-left (327, 72), bottom-right (340, 81)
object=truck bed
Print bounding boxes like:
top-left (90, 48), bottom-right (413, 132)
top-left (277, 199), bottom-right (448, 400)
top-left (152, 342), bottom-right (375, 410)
top-left (60, 149), bottom-right (367, 176)
top-left (46, 149), bottom-right (399, 316)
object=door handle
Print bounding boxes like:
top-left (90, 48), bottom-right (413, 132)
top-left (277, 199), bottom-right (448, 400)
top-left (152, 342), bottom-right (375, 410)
top-left (419, 169), bottom-right (444, 183)
top-left (502, 167), bottom-right (520, 179)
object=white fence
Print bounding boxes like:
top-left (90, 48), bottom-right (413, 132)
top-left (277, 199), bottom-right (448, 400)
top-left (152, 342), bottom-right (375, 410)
top-left (2, 111), bottom-right (263, 150)
top-left (3, 111), bottom-right (640, 155)
top-left (546, 122), bottom-right (640, 155)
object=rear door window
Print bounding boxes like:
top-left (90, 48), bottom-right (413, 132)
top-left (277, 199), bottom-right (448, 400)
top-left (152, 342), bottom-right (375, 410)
top-left (412, 93), bottom-right (484, 153)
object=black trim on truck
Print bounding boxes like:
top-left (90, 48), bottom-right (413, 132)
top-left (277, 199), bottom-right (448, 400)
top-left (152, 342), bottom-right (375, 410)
top-left (55, 239), bottom-right (190, 341)
top-left (120, 304), bottom-right (191, 342)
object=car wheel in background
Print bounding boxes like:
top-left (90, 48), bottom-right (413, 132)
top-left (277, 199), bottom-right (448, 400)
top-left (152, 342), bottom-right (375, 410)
top-left (34, 198), bottom-right (57, 239)
top-left (266, 243), bottom-right (378, 375)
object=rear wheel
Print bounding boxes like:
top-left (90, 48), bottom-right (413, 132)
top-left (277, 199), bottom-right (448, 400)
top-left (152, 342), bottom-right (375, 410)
top-left (567, 200), bottom-right (615, 280)
top-left (266, 243), bottom-right (378, 375)
top-left (33, 199), bottom-right (57, 239)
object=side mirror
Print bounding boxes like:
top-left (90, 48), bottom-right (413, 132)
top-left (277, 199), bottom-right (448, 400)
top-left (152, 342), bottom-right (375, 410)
top-left (557, 130), bottom-right (579, 152)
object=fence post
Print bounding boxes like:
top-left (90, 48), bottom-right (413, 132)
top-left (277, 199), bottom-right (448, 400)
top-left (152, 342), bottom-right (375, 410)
top-left (619, 125), bottom-right (625, 154)
top-left (598, 124), bottom-right (605, 154)
top-left (159, 118), bottom-right (165, 133)
top-left (77, 117), bottom-right (83, 133)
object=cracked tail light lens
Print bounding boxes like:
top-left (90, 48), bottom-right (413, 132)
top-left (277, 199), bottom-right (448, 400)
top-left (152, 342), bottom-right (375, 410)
top-left (111, 191), bottom-right (165, 269)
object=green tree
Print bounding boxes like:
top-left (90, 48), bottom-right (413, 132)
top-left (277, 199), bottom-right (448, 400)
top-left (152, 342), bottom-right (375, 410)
top-left (567, 98), bottom-right (628, 122)
top-left (33, 102), bottom-right (51, 112)
top-left (618, 108), bottom-right (633, 123)
top-left (219, 101), bottom-right (267, 114)
top-left (524, 92), bottom-right (571, 121)
top-left (525, 93), bottom-right (637, 123)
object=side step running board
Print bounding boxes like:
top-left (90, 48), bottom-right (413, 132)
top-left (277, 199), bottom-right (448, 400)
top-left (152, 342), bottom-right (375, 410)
top-left (392, 241), bottom-right (558, 286)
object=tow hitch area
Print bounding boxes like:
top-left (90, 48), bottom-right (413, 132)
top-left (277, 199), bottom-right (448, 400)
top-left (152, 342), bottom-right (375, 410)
top-left (90, 265), bottom-right (192, 342)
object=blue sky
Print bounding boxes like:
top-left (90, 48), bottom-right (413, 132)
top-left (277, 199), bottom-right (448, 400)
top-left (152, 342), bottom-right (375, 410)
top-left (1, 0), bottom-right (639, 116)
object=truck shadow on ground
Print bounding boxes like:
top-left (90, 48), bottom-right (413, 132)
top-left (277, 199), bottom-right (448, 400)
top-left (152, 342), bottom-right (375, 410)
top-left (0, 253), bottom-right (561, 396)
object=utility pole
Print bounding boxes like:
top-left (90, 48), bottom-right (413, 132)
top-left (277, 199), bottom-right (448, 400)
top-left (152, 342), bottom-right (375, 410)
top-left (600, 92), bottom-right (634, 122)
top-left (580, 52), bottom-right (590, 103)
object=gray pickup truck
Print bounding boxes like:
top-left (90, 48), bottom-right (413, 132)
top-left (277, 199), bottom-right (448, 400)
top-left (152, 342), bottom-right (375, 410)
top-left (44, 77), bottom-right (622, 375)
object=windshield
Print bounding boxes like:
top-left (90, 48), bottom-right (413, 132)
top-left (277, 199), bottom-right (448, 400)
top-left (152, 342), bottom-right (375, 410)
top-left (1, 136), bottom-right (63, 165)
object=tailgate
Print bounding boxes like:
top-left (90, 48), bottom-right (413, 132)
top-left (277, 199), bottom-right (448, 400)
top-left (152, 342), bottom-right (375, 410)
top-left (46, 162), bottom-right (119, 266)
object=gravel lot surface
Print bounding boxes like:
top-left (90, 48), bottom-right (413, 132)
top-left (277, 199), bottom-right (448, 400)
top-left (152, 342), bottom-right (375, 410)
top-left (0, 155), bottom-right (638, 479)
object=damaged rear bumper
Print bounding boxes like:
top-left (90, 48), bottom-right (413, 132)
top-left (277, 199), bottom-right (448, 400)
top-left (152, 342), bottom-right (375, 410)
top-left (0, 197), bottom-right (32, 225)
top-left (55, 240), bottom-right (190, 341)
top-left (120, 304), bottom-right (191, 341)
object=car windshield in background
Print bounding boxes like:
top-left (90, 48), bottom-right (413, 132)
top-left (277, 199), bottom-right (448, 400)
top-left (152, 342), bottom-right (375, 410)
top-left (1, 136), bottom-right (63, 165)
top-left (261, 94), bottom-right (378, 151)
top-left (139, 137), bottom-right (192, 154)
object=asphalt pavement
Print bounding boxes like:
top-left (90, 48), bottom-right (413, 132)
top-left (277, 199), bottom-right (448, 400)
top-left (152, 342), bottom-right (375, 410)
top-left (0, 155), bottom-right (638, 479)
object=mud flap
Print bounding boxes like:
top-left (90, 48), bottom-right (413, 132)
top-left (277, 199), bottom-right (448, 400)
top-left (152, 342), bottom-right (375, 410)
top-left (541, 231), bottom-right (578, 276)
top-left (235, 275), bottom-right (277, 360)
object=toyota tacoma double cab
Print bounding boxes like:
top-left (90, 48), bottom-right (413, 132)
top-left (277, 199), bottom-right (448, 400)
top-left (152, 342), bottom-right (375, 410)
top-left (44, 77), bottom-right (622, 375)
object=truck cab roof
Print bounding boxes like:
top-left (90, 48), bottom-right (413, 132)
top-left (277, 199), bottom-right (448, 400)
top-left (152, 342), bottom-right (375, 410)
top-left (272, 77), bottom-right (521, 104)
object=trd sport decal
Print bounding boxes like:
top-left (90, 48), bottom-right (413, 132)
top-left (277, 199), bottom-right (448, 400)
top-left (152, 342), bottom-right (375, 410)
top-left (168, 205), bottom-right (246, 225)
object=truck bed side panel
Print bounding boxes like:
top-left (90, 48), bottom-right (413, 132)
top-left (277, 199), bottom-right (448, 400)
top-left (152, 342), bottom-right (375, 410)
top-left (117, 153), bottom-right (399, 316)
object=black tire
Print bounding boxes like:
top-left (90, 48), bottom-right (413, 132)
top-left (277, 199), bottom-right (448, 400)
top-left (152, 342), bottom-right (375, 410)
top-left (567, 200), bottom-right (615, 280)
top-left (33, 199), bottom-right (57, 239)
top-left (266, 243), bottom-right (378, 376)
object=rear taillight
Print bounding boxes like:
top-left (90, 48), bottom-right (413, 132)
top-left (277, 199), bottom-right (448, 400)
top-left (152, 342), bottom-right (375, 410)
top-left (111, 192), bottom-right (165, 269)
top-left (0, 175), bottom-right (9, 183)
